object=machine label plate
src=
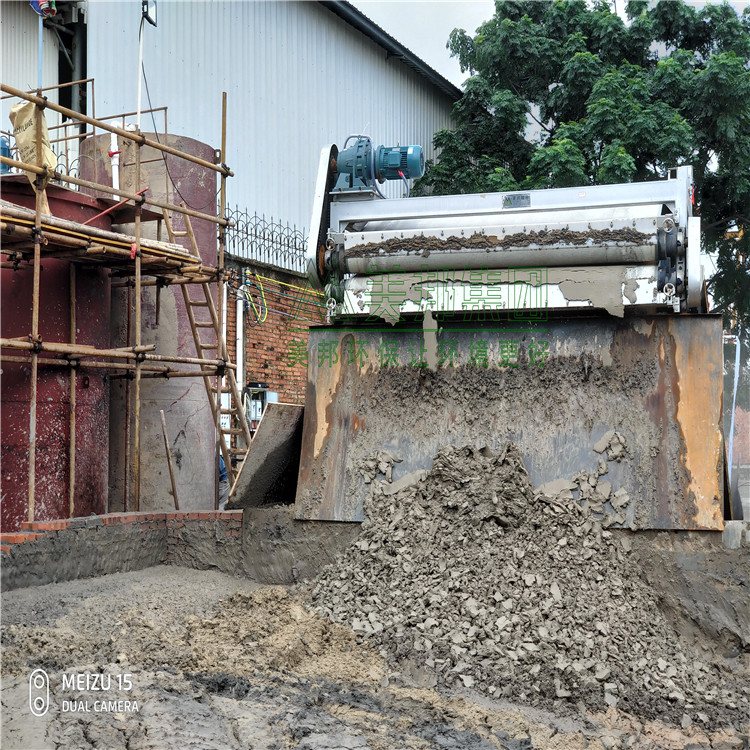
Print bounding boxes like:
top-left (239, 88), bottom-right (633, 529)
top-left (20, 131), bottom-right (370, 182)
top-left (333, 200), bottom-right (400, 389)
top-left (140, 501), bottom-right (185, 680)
top-left (502, 193), bottom-right (531, 209)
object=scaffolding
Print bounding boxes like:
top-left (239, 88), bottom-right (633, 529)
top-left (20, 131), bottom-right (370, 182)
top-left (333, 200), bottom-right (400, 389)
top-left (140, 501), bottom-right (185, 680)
top-left (0, 82), bottom-right (252, 521)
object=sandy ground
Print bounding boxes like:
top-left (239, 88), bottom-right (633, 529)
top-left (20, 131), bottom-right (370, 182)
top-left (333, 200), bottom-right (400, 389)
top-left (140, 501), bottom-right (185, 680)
top-left (2, 565), bottom-right (747, 750)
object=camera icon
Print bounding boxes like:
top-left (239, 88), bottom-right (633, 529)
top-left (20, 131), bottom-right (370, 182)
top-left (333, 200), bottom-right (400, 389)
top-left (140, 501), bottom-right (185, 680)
top-left (29, 668), bottom-right (49, 716)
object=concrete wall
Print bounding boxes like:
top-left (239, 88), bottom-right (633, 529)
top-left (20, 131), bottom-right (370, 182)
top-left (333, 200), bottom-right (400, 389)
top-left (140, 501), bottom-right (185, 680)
top-left (1, 507), bottom-right (359, 591)
top-left (240, 506), bottom-right (360, 584)
top-left (1, 514), bottom-right (168, 591)
top-left (1, 511), bottom-right (243, 591)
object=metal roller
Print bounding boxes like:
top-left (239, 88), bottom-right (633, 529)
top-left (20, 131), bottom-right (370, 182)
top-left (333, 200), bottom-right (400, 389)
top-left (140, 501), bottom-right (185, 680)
top-left (338, 237), bottom-right (660, 274)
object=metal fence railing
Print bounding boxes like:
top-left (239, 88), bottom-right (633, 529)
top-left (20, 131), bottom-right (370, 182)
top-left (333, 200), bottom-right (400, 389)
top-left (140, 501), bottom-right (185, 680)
top-left (225, 207), bottom-right (307, 273)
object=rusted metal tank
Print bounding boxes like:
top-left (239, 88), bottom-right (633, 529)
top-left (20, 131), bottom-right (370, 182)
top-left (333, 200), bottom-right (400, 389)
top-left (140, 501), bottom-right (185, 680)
top-left (1, 177), bottom-right (111, 531)
top-left (80, 133), bottom-right (219, 512)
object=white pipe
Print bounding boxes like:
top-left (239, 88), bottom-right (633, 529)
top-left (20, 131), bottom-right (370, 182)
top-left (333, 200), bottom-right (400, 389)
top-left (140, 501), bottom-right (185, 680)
top-left (222, 280), bottom-right (228, 395)
top-left (726, 334), bottom-right (741, 484)
top-left (137, 20), bottom-right (144, 131)
top-left (222, 281), bottom-right (227, 350)
top-left (37, 14), bottom-right (43, 90)
top-left (236, 295), bottom-right (244, 391)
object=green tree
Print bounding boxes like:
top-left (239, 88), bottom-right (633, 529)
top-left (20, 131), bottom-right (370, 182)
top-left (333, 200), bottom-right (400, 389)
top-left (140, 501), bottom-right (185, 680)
top-left (416, 0), bottom-right (750, 339)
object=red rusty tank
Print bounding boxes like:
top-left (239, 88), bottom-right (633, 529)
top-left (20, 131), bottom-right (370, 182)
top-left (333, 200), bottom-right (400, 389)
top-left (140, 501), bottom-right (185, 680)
top-left (80, 133), bottom-right (219, 513)
top-left (1, 177), bottom-right (111, 531)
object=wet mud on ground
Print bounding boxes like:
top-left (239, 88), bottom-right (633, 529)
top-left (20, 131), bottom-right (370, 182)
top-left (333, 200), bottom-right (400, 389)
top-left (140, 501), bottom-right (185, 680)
top-left (2, 558), bottom-right (748, 750)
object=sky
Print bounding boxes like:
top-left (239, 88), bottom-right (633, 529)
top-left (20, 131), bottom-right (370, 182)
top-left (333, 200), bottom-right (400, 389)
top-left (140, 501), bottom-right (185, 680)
top-left (350, 0), bottom-right (749, 89)
top-left (350, 1), bottom-right (496, 88)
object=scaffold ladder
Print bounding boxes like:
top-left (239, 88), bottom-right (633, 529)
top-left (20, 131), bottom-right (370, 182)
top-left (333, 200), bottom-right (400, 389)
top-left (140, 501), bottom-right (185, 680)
top-left (161, 209), bottom-right (252, 487)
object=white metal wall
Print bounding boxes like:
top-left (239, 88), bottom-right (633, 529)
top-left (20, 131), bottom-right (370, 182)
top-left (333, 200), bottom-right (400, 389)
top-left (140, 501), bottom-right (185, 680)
top-left (1, 1), bottom-right (61, 141)
top-left (84, 0), bottom-right (454, 233)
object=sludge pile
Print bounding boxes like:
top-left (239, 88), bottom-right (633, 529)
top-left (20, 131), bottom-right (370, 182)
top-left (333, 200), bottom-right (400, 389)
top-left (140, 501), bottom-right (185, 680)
top-left (310, 444), bottom-right (748, 730)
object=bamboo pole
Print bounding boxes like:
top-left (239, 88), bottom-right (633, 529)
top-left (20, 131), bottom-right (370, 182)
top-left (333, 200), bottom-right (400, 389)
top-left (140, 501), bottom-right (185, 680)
top-left (0, 354), bottom-right (214, 375)
top-left (0, 158), bottom-right (230, 226)
top-left (1, 232), bottom-right (188, 269)
top-left (27, 94), bottom-right (44, 523)
top-left (1, 84), bottom-right (233, 176)
top-left (134, 135), bottom-right (142, 512)
top-left (160, 410), bottom-right (180, 511)
top-left (219, 92), bottom-right (227, 277)
top-left (112, 370), bottom-right (220, 379)
top-left (1, 201), bottom-right (224, 257)
top-left (123, 284), bottom-right (132, 513)
top-left (110, 275), bottom-right (215, 288)
top-left (0, 340), bottom-right (153, 356)
top-left (0, 338), bottom-right (233, 368)
top-left (69, 264), bottom-right (76, 518)
top-left (216, 92), bottom-right (228, 506)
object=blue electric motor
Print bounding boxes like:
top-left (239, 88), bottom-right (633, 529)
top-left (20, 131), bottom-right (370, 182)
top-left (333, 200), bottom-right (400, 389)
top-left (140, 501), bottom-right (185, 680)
top-left (333, 136), bottom-right (424, 193)
top-left (0, 136), bottom-right (11, 174)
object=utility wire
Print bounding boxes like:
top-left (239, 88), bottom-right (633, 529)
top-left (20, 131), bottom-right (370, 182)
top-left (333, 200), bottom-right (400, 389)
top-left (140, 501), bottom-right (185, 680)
top-left (138, 19), bottom-right (221, 213)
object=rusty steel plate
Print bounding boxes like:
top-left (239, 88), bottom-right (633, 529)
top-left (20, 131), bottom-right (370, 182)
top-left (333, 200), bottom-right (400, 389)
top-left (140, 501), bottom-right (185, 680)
top-left (294, 315), bottom-right (724, 530)
top-left (230, 402), bottom-right (304, 509)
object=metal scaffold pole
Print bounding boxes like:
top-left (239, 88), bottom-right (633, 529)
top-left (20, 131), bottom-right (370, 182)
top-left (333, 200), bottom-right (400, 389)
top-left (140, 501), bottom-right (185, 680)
top-left (1, 80), bottom-right (248, 523)
top-left (124, 284), bottom-right (132, 512)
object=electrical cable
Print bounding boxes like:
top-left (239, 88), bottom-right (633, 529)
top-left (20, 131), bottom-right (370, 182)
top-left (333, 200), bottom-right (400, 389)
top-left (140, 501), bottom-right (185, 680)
top-left (254, 274), bottom-right (325, 296)
top-left (142, 65), bottom-right (221, 212)
top-left (241, 289), bottom-right (260, 327)
top-left (226, 271), bottom-right (326, 326)
top-left (245, 274), bottom-right (268, 324)
top-left (138, 25), bottom-right (222, 213)
top-left (259, 285), bottom-right (321, 315)
top-left (398, 170), bottom-right (410, 198)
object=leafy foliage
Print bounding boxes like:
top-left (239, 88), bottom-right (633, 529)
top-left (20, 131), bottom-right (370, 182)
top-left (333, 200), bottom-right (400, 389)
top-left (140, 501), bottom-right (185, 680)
top-left (415, 0), bottom-right (750, 339)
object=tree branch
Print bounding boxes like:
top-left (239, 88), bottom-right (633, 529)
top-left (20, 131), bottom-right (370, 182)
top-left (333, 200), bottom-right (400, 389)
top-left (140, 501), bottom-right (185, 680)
top-left (703, 215), bottom-right (750, 230)
top-left (507, 81), bottom-right (553, 135)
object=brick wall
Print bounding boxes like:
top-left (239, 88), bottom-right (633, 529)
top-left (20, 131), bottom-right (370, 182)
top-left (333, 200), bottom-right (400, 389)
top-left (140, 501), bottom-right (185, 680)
top-left (226, 259), bottom-right (326, 405)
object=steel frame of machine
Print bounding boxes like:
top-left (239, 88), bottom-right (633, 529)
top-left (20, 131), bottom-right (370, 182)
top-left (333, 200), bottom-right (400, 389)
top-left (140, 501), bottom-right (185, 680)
top-left (317, 162), bottom-right (704, 321)
top-left (0, 82), bottom-right (252, 522)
